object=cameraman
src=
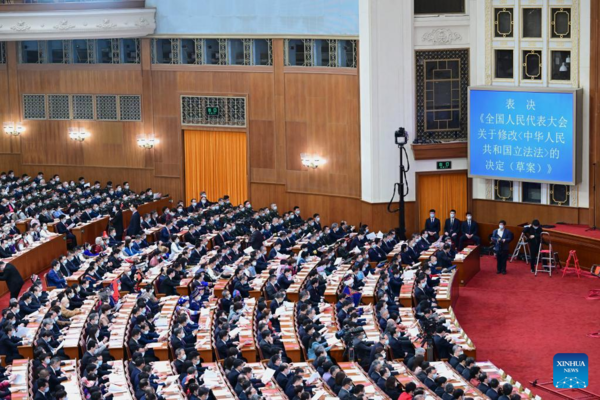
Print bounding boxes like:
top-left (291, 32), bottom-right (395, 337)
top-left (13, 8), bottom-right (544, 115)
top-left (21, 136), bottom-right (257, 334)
top-left (524, 219), bottom-right (543, 273)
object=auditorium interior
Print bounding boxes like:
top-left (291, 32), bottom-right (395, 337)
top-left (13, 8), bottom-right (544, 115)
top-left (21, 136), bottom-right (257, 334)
top-left (0, 0), bottom-right (598, 400)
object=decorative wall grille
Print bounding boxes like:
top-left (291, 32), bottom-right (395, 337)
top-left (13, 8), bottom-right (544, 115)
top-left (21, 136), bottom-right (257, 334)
top-left (23, 94), bottom-right (141, 122)
top-left (48, 95), bottom-right (70, 120)
top-left (96, 95), bottom-right (118, 120)
top-left (181, 96), bottom-right (246, 127)
top-left (119, 95), bottom-right (142, 121)
top-left (23, 95), bottom-right (47, 120)
top-left (72, 95), bottom-right (95, 120)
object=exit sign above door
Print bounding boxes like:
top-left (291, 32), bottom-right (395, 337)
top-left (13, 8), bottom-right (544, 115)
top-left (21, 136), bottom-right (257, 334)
top-left (437, 161), bottom-right (452, 170)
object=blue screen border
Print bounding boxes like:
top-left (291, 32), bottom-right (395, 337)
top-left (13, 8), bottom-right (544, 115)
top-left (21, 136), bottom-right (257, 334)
top-left (467, 86), bottom-right (583, 185)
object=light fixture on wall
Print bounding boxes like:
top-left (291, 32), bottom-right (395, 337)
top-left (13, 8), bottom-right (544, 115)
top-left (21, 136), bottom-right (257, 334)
top-left (68, 128), bottom-right (89, 142)
top-left (137, 137), bottom-right (158, 149)
top-left (300, 153), bottom-right (325, 169)
top-left (3, 122), bottom-right (25, 136)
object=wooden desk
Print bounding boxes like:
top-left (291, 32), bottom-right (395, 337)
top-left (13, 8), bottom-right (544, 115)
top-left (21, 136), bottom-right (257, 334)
top-left (72, 216), bottom-right (109, 246)
top-left (389, 360), bottom-right (438, 398)
top-left (286, 260), bottom-right (319, 302)
top-left (122, 197), bottom-right (172, 229)
top-left (277, 304), bottom-right (302, 362)
top-left (197, 303), bottom-right (216, 362)
top-left (476, 361), bottom-right (534, 399)
top-left (323, 263), bottom-right (351, 304)
top-left (419, 244), bottom-right (480, 286)
top-left (453, 245), bottom-right (480, 286)
top-left (10, 359), bottom-right (29, 399)
top-left (338, 361), bottom-right (391, 399)
top-left (176, 277), bottom-right (192, 296)
top-left (4, 234), bottom-right (67, 296)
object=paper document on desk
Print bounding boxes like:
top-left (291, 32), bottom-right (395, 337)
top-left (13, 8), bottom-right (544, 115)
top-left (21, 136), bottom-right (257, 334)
top-left (244, 246), bottom-right (254, 255)
top-left (229, 327), bottom-right (241, 338)
top-left (260, 368), bottom-right (275, 384)
top-left (366, 232), bottom-right (376, 240)
top-left (306, 372), bottom-right (320, 385)
top-left (155, 318), bottom-right (169, 327)
top-left (108, 384), bottom-right (128, 394)
top-left (376, 231), bottom-right (384, 239)
top-left (12, 374), bottom-right (25, 385)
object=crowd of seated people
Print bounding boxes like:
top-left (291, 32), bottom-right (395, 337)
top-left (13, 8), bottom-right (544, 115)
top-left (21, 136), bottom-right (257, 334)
top-left (0, 171), bottom-right (162, 252)
top-left (0, 171), bottom-right (526, 400)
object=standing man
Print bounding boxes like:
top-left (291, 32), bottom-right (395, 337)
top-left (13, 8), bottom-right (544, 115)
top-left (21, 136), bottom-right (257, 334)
top-left (491, 220), bottom-right (514, 275)
top-left (0, 261), bottom-right (24, 299)
top-left (443, 209), bottom-right (461, 247)
top-left (459, 212), bottom-right (480, 250)
top-left (249, 223), bottom-right (264, 250)
top-left (126, 204), bottom-right (142, 237)
top-left (424, 209), bottom-right (441, 241)
top-left (525, 219), bottom-right (543, 273)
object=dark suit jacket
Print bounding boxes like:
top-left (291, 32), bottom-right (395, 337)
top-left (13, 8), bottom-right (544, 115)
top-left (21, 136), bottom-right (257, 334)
top-left (249, 230), bottom-right (264, 250)
top-left (461, 219), bottom-right (479, 236)
top-left (127, 211), bottom-right (143, 237)
top-left (443, 218), bottom-right (461, 236)
top-left (0, 263), bottom-right (24, 290)
top-left (491, 229), bottom-right (514, 253)
top-left (424, 217), bottom-right (441, 235)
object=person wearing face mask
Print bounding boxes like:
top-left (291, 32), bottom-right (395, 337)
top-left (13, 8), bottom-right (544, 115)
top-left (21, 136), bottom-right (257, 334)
top-left (425, 209), bottom-right (441, 241)
top-left (524, 219), bottom-right (543, 273)
top-left (459, 211), bottom-right (480, 250)
top-left (491, 220), bottom-right (514, 275)
top-left (126, 203), bottom-right (143, 237)
top-left (443, 209), bottom-right (461, 247)
top-left (34, 378), bottom-right (51, 400)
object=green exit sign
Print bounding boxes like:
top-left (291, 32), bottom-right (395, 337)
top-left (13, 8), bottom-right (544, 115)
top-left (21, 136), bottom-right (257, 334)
top-left (437, 161), bottom-right (452, 170)
top-left (206, 106), bottom-right (220, 117)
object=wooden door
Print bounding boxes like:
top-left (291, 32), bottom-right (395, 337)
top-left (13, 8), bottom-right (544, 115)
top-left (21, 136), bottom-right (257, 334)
top-left (417, 171), bottom-right (468, 232)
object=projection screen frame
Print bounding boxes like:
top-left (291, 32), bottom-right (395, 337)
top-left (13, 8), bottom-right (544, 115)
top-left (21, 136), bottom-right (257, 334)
top-left (467, 85), bottom-right (583, 185)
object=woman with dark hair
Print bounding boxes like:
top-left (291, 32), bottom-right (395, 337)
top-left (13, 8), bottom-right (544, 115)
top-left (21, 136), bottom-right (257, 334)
top-left (384, 375), bottom-right (402, 399)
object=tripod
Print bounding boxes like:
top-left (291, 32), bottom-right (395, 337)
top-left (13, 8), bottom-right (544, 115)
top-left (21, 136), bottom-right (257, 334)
top-left (510, 232), bottom-right (530, 263)
top-left (587, 162), bottom-right (597, 231)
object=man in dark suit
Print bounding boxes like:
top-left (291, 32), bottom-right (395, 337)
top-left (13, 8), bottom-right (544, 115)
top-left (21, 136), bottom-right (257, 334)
top-left (459, 212), bottom-right (480, 250)
top-left (443, 209), bottom-right (461, 247)
top-left (0, 261), bottom-right (24, 299)
top-left (0, 325), bottom-right (23, 363)
top-left (34, 379), bottom-right (51, 400)
top-left (491, 220), bottom-right (514, 275)
top-left (424, 209), bottom-right (441, 241)
top-left (259, 331), bottom-right (281, 360)
top-left (433, 326), bottom-right (454, 359)
top-left (55, 215), bottom-right (77, 248)
top-left (127, 204), bottom-right (143, 237)
top-left (249, 223), bottom-right (264, 250)
top-left (159, 268), bottom-right (181, 296)
top-left (368, 239), bottom-right (387, 262)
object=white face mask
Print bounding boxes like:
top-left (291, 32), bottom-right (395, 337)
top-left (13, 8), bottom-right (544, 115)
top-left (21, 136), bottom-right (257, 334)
top-left (466, 216), bottom-right (472, 221)
top-left (450, 213), bottom-right (455, 218)
top-left (430, 213), bottom-right (435, 218)
top-left (499, 225), bottom-right (504, 230)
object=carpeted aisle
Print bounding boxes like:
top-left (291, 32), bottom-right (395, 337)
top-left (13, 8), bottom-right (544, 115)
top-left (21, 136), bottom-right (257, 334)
top-left (454, 256), bottom-right (600, 400)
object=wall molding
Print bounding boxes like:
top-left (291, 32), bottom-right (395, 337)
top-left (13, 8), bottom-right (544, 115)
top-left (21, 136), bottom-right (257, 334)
top-left (0, 8), bottom-right (155, 40)
top-left (421, 28), bottom-right (463, 45)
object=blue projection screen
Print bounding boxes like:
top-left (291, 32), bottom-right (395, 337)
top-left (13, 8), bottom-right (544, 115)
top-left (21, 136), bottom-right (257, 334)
top-left (468, 87), bottom-right (582, 185)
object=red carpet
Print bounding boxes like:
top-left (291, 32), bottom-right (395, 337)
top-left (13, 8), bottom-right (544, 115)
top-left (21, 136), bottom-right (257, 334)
top-left (546, 224), bottom-right (600, 240)
top-left (454, 256), bottom-right (600, 400)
